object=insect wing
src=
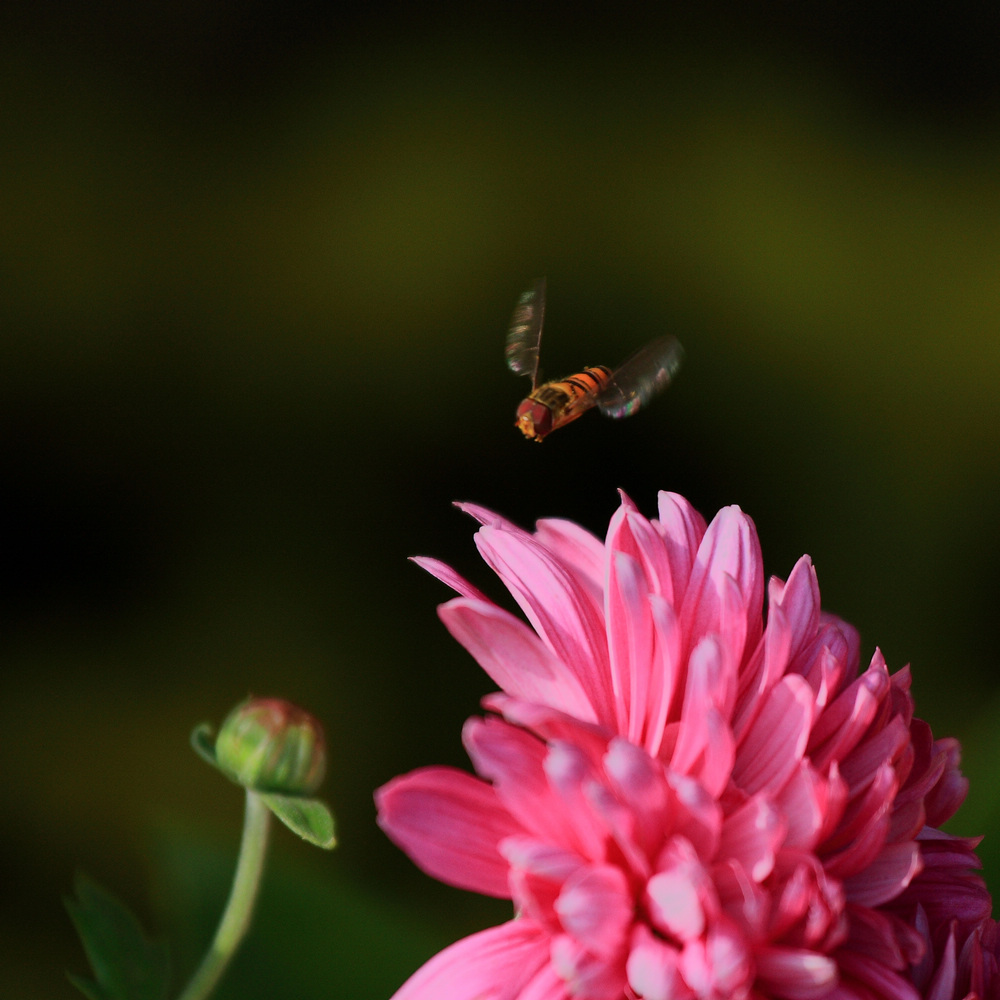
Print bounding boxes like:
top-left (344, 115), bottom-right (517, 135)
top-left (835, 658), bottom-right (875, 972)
top-left (505, 277), bottom-right (546, 389)
top-left (597, 335), bottom-right (683, 419)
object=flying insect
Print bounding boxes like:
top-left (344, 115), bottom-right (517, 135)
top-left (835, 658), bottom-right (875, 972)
top-left (507, 278), bottom-right (683, 441)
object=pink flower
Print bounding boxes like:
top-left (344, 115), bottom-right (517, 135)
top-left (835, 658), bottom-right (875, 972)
top-left (376, 492), bottom-right (991, 1000)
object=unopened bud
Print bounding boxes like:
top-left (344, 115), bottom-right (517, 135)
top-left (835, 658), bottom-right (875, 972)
top-left (214, 697), bottom-right (326, 795)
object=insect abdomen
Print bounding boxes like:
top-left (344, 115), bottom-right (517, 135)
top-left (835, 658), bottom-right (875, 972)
top-left (557, 366), bottom-right (611, 403)
top-left (514, 366), bottom-right (612, 441)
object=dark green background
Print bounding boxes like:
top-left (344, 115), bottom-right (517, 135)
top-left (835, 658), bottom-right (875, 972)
top-left (3, 4), bottom-right (1000, 997)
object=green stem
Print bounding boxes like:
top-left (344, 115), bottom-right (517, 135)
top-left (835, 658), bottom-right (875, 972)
top-left (176, 791), bottom-right (272, 1000)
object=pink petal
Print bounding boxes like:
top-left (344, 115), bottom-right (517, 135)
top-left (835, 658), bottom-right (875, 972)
top-left (837, 715), bottom-right (909, 797)
top-left (835, 948), bottom-right (921, 1000)
top-left (765, 855), bottom-right (844, 946)
top-left (605, 550), bottom-right (655, 743)
top-left (463, 717), bottom-right (589, 851)
top-left (555, 864), bottom-right (633, 959)
top-left (815, 761), bottom-right (849, 846)
top-left (773, 761), bottom-right (830, 850)
top-left (603, 738), bottom-right (669, 855)
top-left (924, 737), bottom-right (970, 827)
top-left (678, 921), bottom-right (753, 998)
top-left (842, 840), bottom-right (922, 906)
top-left (808, 653), bottom-right (889, 771)
top-left (439, 597), bottom-right (597, 721)
top-left (895, 719), bottom-right (939, 811)
top-left (671, 637), bottom-right (736, 796)
top-left (823, 762), bottom-right (898, 875)
top-left (679, 505), bottom-right (763, 666)
top-left (892, 833), bottom-right (992, 929)
top-left (389, 920), bottom-right (552, 1000)
top-left (667, 771), bottom-right (723, 861)
top-left (772, 556), bottom-right (822, 668)
top-left (516, 960), bottom-right (574, 1000)
top-left (697, 708), bottom-right (736, 799)
top-left (626, 925), bottom-right (686, 1000)
top-left (543, 741), bottom-right (610, 860)
top-left (645, 595), bottom-right (682, 758)
top-left (795, 618), bottom-right (859, 705)
top-left (925, 928), bottom-right (958, 1000)
top-left (584, 776), bottom-right (652, 882)
top-left (717, 794), bottom-right (783, 883)
top-left (843, 903), bottom-right (913, 968)
top-left (456, 501), bottom-right (524, 531)
top-left (734, 602), bottom-right (789, 740)
top-left (732, 674), bottom-right (813, 795)
top-left (480, 693), bottom-right (612, 758)
top-left (473, 524), bottom-right (614, 723)
top-left (717, 569), bottom-right (751, 685)
top-left (502, 836), bottom-right (583, 927)
top-left (551, 933), bottom-right (627, 1000)
top-left (646, 842), bottom-right (709, 941)
top-left (534, 517), bottom-right (606, 601)
top-left (738, 558), bottom-right (821, 733)
top-left (376, 767), bottom-right (521, 897)
top-left (410, 555), bottom-right (491, 602)
top-left (607, 491), bottom-right (676, 602)
top-left (502, 836), bottom-right (583, 882)
top-left (754, 947), bottom-right (839, 1000)
top-left (655, 491), bottom-right (708, 596)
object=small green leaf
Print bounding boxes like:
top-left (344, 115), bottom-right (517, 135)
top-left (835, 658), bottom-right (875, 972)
top-left (190, 723), bottom-right (219, 769)
top-left (260, 793), bottom-right (337, 849)
top-left (65, 873), bottom-right (170, 1000)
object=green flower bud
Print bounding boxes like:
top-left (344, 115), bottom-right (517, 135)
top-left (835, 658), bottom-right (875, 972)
top-left (214, 697), bottom-right (326, 795)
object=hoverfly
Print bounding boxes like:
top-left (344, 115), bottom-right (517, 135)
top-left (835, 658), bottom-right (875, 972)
top-left (507, 278), bottom-right (683, 441)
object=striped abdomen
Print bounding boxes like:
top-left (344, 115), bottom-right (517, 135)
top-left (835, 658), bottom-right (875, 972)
top-left (514, 366), bottom-right (612, 441)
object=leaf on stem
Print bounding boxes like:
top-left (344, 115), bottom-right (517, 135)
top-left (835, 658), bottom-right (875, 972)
top-left (65, 872), bottom-right (170, 1000)
top-left (260, 793), bottom-right (337, 849)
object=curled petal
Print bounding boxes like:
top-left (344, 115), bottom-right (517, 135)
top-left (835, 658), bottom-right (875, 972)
top-left (608, 491), bottom-right (676, 602)
top-left (773, 556), bottom-right (822, 667)
top-left (655, 491), bottom-right (708, 595)
top-left (456, 501), bottom-right (524, 531)
top-left (411, 555), bottom-right (490, 602)
top-left (680, 505), bottom-right (763, 666)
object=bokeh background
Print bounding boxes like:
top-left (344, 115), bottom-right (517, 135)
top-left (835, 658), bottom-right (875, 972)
top-left (3, 3), bottom-right (1000, 997)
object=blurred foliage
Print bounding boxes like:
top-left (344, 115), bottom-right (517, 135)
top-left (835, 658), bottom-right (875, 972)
top-left (65, 873), bottom-right (170, 1000)
top-left (2, 3), bottom-right (1000, 997)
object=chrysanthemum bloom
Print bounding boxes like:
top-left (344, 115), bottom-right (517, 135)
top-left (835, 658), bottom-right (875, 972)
top-left (377, 492), bottom-right (992, 1000)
